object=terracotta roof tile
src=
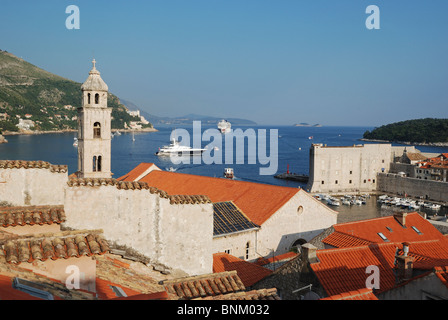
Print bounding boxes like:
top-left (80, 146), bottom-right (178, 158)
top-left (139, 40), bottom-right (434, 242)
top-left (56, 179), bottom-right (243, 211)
top-left (213, 252), bottom-right (273, 287)
top-left (0, 160), bottom-right (67, 173)
top-left (322, 212), bottom-right (444, 248)
top-left (2, 231), bottom-right (110, 264)
top-left (321, 288), bottom-right (378, 300)
top-left (0, 205), bottom-right (66, 228)
top-left (132, 169), bottom-right (299, 225)
top-left (117, 163), bottom-right (159, 181)
top-left (312, 239), bottom-right (448, 296)
top-left (197, 287), bottom-right (281, 300)
top-left (161, 271), bottom-right (246, 300)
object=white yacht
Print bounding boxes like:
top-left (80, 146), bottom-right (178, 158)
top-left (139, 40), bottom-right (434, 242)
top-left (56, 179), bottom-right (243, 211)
top-left (155, 138), bottom-right (206, 156)
top-left (218, 120), bottom-right (231, 134)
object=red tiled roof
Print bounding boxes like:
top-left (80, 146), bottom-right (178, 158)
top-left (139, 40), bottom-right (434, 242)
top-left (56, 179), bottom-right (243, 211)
top-left (133, 169), bottom-right (299, 225)
top-left (323, 212), bottom-right (445, 248)
top-left (311, 239), bottom-right (448, 296)
top-left (213, 252), bottom-right (273, 287)
top-left (0, 274), bottom-right (43, 300)
top-left (434, 266), bottom-right (448, 288)
top-left (321, 288), bottom-right (378, 300)
top-left (255, 251), bottom-right (297, 266)
top-left (162, 271), bottom-right (246, 300)
top-left (117, 163), bottom-right (159, 182)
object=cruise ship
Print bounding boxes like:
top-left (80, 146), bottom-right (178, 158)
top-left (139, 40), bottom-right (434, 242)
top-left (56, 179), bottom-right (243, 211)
top-left (155, 138), bottom-right (206, 156)
top-left (218, 119), bottom-right (231, 134)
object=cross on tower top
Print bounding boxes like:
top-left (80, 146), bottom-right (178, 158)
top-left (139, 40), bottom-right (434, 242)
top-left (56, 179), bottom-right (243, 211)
top-left (92, 59), bottom-right (96, 69)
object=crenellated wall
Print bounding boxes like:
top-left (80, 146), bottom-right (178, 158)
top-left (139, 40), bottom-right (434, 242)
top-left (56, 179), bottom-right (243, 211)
top-left (64, 178), bottom-right (214, 276)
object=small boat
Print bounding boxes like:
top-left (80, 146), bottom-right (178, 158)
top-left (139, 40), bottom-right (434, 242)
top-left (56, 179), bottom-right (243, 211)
top-left (327, 198), bottom-right (340, 206)
top-left (224, 168), bottom-right (234, 179)
top-left (342, 199), bottom-right (351, 206)
top-left (218, 120), bottom-right (232, 134)
top-left (114, 131), bottom-right (121, 136)
top-left (166, 167), bottom-right (177, 172)
top-left (156, 138), bottom-right (206, 156)
top-left (73, 137), bottom-right (78, 147)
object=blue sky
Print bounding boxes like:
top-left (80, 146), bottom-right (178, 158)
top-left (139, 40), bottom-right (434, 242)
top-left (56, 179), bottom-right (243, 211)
top-left (1, 0), bottom-right (447, 126)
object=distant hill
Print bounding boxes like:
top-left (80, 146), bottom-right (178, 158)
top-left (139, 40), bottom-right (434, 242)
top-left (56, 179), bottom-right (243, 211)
top-left (363, 118), bottom-right (448, 144)
top-left (119, 102), bottom-right (257, 126)
top-left (294, 123), bottom-right (322, 127)
top-left (0, 50), bottom-right (148, 132)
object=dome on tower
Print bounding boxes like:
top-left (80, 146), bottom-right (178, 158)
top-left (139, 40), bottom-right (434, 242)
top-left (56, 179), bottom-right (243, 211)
top-left (81, 59), bottom-right (109, 92)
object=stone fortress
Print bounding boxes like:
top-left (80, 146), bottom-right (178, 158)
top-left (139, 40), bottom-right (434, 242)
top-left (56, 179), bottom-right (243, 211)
top-left (306, 143), bottom-right (448, 203)
top-left (0, 60), bottom-right (338, 278)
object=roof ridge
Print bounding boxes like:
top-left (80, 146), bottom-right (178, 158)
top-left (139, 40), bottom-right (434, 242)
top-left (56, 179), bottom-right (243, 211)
top-left (147, 170), bottom-right (300, 191)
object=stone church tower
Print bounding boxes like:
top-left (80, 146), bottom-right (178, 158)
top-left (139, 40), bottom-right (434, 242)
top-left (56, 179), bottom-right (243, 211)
top-left (77, 59), bottom-right (112, 178)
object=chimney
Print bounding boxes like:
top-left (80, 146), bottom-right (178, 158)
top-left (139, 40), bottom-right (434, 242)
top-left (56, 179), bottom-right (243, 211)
top-left (394, 212), bottom-right (407, 227)
top-left (395, 242), bottom-right (414, 282)
top-left (302, 243), bottom-right (319, 264)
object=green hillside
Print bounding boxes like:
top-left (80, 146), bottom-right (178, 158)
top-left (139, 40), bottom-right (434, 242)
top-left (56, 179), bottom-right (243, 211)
top-left (0, 49), bottom-right (151, 132)
top-left (363, 118), bottom-right (448, 144)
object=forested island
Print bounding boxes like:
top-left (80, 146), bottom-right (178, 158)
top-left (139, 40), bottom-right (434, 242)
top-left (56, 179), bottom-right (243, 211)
top-left (363, 118), bottom-right (448, 146)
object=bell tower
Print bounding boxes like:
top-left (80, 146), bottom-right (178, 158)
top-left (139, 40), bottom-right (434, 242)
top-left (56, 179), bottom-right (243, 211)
top-left (77, 59), bottom-right (112, 179)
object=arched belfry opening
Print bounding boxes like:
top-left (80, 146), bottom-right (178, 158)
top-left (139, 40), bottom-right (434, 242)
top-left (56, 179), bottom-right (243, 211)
top-left (93, 122), bottom-right (101, 138)
top-left (95, 93), bottom-right (100, 104)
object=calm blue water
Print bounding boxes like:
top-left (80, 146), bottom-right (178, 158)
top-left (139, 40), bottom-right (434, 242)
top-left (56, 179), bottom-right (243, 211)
top-left (1, 125), bottom-right (447, 188)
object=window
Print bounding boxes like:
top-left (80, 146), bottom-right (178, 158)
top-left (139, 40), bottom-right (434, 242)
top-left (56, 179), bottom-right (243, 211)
top-left (364, 179), bottom-right (367, 183)
top-left (95, 93), bottom-right (100, 104)
top-left (93, 155), bottom-right (102, 172)
top-left (297, 206), bottom-right (303, 214)
top-left (12, 278), bottom-right (54, 300)
top-left (110, 286), bottom-right (127, 298)
top-left (335, 180), bottom-right (338, 184)
top-left (350, 171), bottom-right (352, 174)
top-left (412, 226), bottom-right (422, 235)
top-left (225, 249), bottom-right (231, 254)
top-left (321, 181), bottom-right (325, 184)
top-left (93, 122), bottom-right (101, 138)
top-left (349, 180), bottom-right (352, 184)
top-left (377, 232), bottom-right (388, 241)
top-left (386, 226), bottom-right (393, 232)
top-left (373, 179), bottom-right (376, 183)
top-left (245, 242), bottom-right (250, 260)
top-left (87, 93), bottom-right (91, 104)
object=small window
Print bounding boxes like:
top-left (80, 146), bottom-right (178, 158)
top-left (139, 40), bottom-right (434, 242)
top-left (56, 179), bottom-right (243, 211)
top-left (350, 171), bottom-right (353, 174)
top-left (386, 226), bottom-right (393, 232)
top-left (364, 179), bottom-right (367, 183)
top-left (335, 180), bottom-right (338, 184)
top-left (13, 278), bottom-right (54, 300)
top-left (377, 232), bottom-right (388, 241)
top-left (297, 206), bottom-right (304, 214)
top-left (245, 242), bottom-right (250, 260)
top-left (93, 122), bottom-right (101, 138)
top-left (87, 93), bottom-right (91, 104)
top-left (95, 93), bottom-right (100, 104)
top-left (110, 285), bottom-right (127, 298)
top-left (412, 226), bottom-right (422, 235)
top-left (349, 180), bottom-right (352, 184)
top-left (321, 181), bottom-right (325, 185)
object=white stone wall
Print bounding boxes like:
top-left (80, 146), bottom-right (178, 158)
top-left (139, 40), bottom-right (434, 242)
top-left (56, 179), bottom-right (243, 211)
top-left (0, 168), bottom-right (67, 206)
top-left (257, 190), bottom-right (338, 257)
top-left (211, 190), bottom-right (338, 260)
top-left (64, 185), bottom-right (214, 276)
top-left (307, 143), bottom-right (392, 194)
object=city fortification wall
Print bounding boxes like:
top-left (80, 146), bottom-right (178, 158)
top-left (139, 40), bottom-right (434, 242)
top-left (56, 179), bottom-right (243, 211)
top-left (377, 173), bottom-right (448, 203)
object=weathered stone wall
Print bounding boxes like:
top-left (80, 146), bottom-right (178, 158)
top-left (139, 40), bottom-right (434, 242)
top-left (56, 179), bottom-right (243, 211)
top-left (307, 144), bottom-right (392, 194)
top-left (63, 181), bottom-right (214, 276)
top-left (377, 173), bottom-right (448, 203)
top-left (0, 161), bottom-right (67, 206)
top-left (389, 162), bottom-right (416, 177)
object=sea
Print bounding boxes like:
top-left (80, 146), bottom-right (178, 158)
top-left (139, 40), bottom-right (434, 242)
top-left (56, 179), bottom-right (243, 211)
top-left (1, 124), bottom-right (447, 223)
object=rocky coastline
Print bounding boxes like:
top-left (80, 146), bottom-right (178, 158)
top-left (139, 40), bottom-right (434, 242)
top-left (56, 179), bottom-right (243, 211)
top-left (360, 138), bottom-right (448, 147)
top-left (0, 134), bottom-right (8, 144)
